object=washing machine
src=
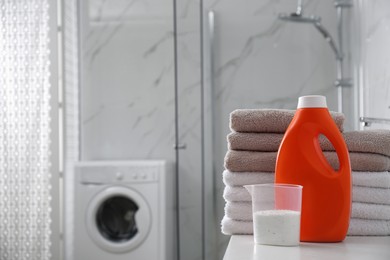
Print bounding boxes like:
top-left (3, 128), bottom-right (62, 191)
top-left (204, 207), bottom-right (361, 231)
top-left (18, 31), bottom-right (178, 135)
top-left (71, 160), bottom-right (175, 260)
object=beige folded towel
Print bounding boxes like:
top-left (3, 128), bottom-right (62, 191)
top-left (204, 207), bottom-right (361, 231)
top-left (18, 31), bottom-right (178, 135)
top-left (322, 130), bottom-right (390, 157)
top-left (229, 109), bottom-right (345, 133)
top-left (228, 130), bottom-right (390, 157)
top-left (224, 150), bottom-right (390, 172)
top-left (227, 132), bottom-right (284, 151)
top-left (221, 216), bottom-right (390, 236)
top-left (223, 185), bottom-right (390, 205)
top-left (223, 170), bottom-right (390, 189)
top-left (225, 201), bottom-right (390, 221)
top-left (326, 152), bottom-right (390, 172)
top-left (224, 150), bottom-right (276, 172)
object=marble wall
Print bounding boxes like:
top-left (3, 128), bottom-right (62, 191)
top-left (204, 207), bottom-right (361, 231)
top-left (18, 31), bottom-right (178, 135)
top-left (79, 1), bottom-right (204, 260)
top-left (168, 0), bottom-right (351, 259)
top-left (80, 0), bottom-right (176, 161)
top-left (201, 0), bottom-right (346, 258)
top-left (79, 0), bottom-right (360, 260)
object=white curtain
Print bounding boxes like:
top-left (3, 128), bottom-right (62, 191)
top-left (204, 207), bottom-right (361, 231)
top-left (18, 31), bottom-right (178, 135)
top-left (0, 0), bottom-right (52, 259)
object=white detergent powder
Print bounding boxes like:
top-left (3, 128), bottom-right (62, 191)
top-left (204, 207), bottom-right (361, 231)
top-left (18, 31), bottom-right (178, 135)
top-left (254, 209), bottom-right (301, 246)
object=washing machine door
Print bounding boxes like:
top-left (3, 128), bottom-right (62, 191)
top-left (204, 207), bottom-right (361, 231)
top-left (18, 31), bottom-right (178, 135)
top-left (86, 186), bottom-right (152, 253)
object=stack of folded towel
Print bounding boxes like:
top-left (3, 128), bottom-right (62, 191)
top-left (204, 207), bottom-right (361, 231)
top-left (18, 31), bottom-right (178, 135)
top-left (221, 109), bottom-right (390, 236)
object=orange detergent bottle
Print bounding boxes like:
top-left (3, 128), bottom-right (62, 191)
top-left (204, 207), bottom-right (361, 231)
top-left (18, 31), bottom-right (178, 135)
top-left (275, 95), bottom-right (351, 242)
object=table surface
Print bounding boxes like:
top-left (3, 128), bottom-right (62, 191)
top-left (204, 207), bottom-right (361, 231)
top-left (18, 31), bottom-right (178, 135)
top-left (223, 235), bottom-right (390, 260)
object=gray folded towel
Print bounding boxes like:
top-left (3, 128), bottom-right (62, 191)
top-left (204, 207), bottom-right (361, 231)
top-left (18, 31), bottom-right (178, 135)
top-left (227, 130), bottom-right (390, 157)
top-left (229, 109), bottom-right (345, 133)
top-left (224, 150), bottom-right (390, 172)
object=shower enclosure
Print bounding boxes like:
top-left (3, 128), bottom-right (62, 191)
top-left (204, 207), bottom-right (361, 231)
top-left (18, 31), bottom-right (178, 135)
top-left (198, 0), bottom-right (356, 259)
top-left (278, 0), bottom-right (353, 113)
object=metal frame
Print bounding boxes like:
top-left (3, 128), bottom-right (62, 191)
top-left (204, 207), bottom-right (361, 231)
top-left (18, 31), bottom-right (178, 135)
top-left (49, 0), bottom-right (62, 259)
top-left (359, 117), bottom-right (390, 127)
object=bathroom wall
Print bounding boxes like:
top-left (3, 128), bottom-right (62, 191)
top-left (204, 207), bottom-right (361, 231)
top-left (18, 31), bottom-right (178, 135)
top-left (175, 0), bottom-right (355, 258)
top-left (80, 0), bottom-right (175, 162)
top-left (200, 0), bottom-right (344, 258)
top-left (356, 0), bottom-right (390, 129)
top-left (199, 0), bottom-right (390, 256)
top-left (80, 0), bottom-right (354, 260)
top-left (79, 1), bottom-right (204, 260)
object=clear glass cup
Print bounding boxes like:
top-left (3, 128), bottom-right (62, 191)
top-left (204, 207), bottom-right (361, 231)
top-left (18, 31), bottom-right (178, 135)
top-left (244, 183), bottom-right (303, 246)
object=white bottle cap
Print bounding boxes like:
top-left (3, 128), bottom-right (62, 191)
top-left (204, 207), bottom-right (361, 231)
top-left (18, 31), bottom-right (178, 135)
top-left (297, 95), bottom-right (327, 108)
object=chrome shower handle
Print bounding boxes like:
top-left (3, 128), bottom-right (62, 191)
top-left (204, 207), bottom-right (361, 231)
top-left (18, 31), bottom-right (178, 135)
top-left (173, 143), bottom-right (187, 150)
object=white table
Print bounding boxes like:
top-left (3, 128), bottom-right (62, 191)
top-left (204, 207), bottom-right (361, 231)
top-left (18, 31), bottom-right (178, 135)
top-left (223, 235), bottom-right (390, 260)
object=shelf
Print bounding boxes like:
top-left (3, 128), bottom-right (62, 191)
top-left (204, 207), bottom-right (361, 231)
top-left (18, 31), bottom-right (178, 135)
top-left (223, 235), bottom-right (390, 260)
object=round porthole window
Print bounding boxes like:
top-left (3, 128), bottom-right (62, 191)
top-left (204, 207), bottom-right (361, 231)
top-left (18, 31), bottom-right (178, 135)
top-left (86, 186), bottom-right (151, 253)
top-left (96, 196), bottom-right (139, 242)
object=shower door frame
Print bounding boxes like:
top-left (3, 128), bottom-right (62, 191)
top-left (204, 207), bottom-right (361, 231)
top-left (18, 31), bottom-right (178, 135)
top-left (49, 0), bottom-right (62, 259)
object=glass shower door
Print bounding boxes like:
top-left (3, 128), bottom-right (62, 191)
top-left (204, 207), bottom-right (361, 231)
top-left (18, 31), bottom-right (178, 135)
top-left (355, 1), bottom-right (390, 130)
top-left (200, 0), bottom-right (357, 259)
